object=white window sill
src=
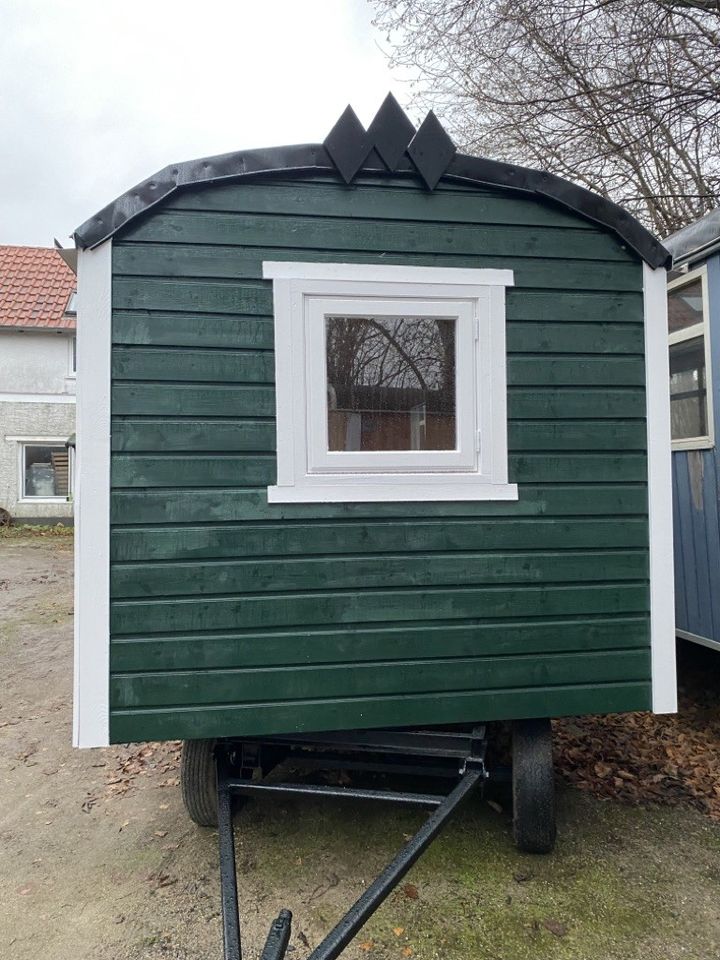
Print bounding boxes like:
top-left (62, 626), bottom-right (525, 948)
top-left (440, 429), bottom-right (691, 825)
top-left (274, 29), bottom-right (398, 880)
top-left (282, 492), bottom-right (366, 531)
top-left (268, 481), bottom-right (518, 504)
top-left (18, 497), bottom-right (69, 504)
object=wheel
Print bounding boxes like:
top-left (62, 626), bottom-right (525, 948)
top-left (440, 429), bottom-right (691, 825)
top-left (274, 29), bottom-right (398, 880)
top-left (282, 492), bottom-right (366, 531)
top-left (181, 739), bottom-right (218, 827)
top-left (512, 718), bottom-right (556, 854)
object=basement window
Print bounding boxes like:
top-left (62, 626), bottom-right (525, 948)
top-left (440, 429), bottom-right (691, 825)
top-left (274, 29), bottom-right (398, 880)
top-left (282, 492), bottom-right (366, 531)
top-left (263, 262), bottom-right (517, 503)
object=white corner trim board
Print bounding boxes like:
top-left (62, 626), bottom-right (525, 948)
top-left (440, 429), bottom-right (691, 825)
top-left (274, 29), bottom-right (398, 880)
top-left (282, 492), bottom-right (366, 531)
top-left (644, 263), bottom-right (677, 714)
top-left (73, 240), bottom-right (112, 748)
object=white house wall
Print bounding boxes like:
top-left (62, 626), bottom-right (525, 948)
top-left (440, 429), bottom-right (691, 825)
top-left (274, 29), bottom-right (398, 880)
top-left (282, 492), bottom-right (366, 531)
top-left (0, 330), bottom-right (76, 519)
top-left (0, 330), bottom-right (76, 395)
top-left (0, 402), bottom-right (75, 518)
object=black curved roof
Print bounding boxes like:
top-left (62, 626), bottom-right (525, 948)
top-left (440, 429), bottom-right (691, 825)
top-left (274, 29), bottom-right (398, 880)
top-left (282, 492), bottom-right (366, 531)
top-left (74, 95), bottom-right (670, 269)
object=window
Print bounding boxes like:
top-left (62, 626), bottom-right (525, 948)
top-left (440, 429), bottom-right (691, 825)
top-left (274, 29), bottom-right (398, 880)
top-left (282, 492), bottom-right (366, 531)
top-left (69, 336), bottom-right (77, 377)
top-left (667, 267), bottom-right (713, 449)
top-left (20, 442), bottom-right (72, 500)
top-left (264, 262), bottom-right (517, 503)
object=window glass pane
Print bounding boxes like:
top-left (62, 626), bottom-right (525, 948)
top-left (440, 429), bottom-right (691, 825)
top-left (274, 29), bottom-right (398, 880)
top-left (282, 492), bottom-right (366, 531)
top-left (325, 315), bottom-right (456, 452)
top-left (669, 336), bottom-right (708, 440)
top-left (23, 445), bottom-right (68, 498)
top-left (668, 279), bottom-right (704, 334)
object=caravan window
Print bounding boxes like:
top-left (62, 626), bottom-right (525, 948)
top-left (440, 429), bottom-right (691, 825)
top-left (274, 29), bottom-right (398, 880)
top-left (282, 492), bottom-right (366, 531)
top-left (668, 267), bottom-right (713, 449)
top-left (263, 262), bottom-right (517, 503)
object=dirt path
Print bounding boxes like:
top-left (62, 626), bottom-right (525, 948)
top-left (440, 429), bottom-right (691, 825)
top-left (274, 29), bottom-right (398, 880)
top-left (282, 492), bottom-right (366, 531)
top-left (1, 536), bottom-right (720, 960)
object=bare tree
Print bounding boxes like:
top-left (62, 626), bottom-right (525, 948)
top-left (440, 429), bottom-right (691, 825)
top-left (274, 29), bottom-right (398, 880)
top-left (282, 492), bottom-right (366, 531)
top-left (371, 0), bottom-right (720, 234)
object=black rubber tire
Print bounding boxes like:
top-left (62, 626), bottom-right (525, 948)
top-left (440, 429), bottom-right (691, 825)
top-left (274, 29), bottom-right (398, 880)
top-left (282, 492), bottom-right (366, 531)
top-left (181, 739), bottom-right (218, 828)
top-left (512, 718), bottom-right (556, 854)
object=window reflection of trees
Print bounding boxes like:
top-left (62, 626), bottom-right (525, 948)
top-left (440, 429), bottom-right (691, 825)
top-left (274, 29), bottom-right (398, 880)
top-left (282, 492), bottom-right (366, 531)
top-left (326, 316), bottom-right (456, 452)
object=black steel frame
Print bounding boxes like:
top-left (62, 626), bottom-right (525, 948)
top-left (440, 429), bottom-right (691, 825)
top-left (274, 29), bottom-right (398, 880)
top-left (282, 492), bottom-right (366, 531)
top-left (215, 727), bottom-right (488, 960)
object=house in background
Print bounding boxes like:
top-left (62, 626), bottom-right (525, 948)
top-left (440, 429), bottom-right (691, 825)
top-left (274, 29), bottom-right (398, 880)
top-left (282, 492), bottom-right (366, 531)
top-left (0, 245), bottom-right (76, 522)
top-left (664, 209), bottom-right (720, 650)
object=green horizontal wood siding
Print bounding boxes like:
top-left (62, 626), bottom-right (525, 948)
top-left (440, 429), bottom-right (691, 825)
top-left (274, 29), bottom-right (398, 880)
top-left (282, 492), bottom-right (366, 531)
top-left (110, 616), bottom-right (649, 672)
top-left (110, 518), bottom-right (649, 561)
top-left (111, 682), bottom-right (651, 742)
top-left (111, 649), bottom-right (650, 709)
top-left (108, 174), bottom-right (651, 742)
top-left (111, 484), bottom-right (648, 525)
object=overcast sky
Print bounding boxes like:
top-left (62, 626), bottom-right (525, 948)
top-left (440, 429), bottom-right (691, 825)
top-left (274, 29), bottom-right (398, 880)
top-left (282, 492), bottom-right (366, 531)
top-left (0, 0), bottom-right (412, 247)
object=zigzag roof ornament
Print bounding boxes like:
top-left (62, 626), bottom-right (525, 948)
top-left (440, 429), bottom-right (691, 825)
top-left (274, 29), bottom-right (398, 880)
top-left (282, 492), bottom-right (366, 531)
top-left (324, 94), bottom-right (456, 189)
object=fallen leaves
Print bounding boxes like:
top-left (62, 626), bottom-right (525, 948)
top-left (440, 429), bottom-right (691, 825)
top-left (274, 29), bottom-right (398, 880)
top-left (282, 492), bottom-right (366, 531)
top-left (402, 883), bottom-right (419, 900)
top-left (554, 654), bottom-right (720, 822)
top-left (103, 741), bottom-right (182, 800)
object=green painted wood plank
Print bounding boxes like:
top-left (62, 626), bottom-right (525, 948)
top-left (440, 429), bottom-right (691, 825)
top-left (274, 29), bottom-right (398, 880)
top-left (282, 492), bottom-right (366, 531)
top-left (109, 418), bottom-right (644, 456)
top-left (113, 276), bottom-right (641, 322)
top-left (121, 211), bottom-right (636, 262)
top-left (112, 346), bottom-right (645, 386)
top-left (162, 180), bottom-right (598, 230)
top-left (510, 453), bottom-right (646, 483)
top-left (113, 278), bottom-right (272, 315)
top-left (110, 483), bottom-right (648, 525)
top-left (111, 453), bottom-right (276, 488)
top-left (505, 290), bottom-right (642, 323)
top-left (110, 517), bottom-right (649, 562)
top-left (111, 649), bottom-right (650, 709)
top-left (112, 384), bottom-right (644, 420)
top-left (112, 346), bottom-right (274, 383)
top-left (112, 383), bottom-right (275, 417)
top-left (507, 322), bottom-right (644, 355)
top-left (113, 312), bottom-right (274, 349)
top-left (110, 582), bottom-right (648, 635)
top-left (108, 681), bottom-right (652, 742)
top-left (111, 550), bottom-right (648, 599)
top-left (111, 312), bottom-right (644, 353)
top-left (111, 419), bottom-right (275, 453)
top-left (113, 242), bottom-right (642, 292)
top-left (508, 357), bottom-right (645, 387)
top-left (110, 615), bottom-right (649, 672)
top-left (509, 388), bottom-right (645, 419)
top-left (509, 421), bottom-right (646, 451)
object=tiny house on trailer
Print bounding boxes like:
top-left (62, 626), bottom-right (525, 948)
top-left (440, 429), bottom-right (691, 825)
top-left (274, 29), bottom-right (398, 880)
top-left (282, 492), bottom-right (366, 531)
top-left (72, 97), bottom-right (676, 865)
top-left (664, 208), bottom-right (720, 651)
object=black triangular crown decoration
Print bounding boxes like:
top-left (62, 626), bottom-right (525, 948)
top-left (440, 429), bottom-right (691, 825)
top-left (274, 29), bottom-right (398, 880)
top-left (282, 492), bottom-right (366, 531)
top-left (324, 93), bottom-right (456, 190)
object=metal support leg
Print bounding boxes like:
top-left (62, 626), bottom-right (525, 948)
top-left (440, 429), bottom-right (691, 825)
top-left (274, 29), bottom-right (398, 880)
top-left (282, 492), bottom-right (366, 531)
top-left (217, 768), bottom-right (242, 960)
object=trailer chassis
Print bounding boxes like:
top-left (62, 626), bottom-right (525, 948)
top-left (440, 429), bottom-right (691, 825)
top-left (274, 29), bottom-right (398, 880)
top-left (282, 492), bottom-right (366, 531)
top-left (214, 727), bottom-right (489, 960)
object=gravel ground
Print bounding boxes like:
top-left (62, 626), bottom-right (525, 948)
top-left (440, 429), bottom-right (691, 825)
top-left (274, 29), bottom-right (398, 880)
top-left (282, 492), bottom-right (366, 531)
top-left (1, 534), bottom-right (720, 960)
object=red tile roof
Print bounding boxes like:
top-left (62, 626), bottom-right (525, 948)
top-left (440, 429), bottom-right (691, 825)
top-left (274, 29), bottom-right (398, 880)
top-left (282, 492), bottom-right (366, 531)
top-left (0, 246), bottom-right (76, 330)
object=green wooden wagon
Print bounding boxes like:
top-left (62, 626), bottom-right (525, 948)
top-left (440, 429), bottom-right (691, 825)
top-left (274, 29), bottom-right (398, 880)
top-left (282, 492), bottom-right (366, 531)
top-left (72, 96), bottom-right (676, 958)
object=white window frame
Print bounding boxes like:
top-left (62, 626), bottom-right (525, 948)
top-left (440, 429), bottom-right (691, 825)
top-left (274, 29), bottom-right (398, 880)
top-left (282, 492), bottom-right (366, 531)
top-left (15, 437), bottom-right (73, 503)
top-left (263, 262), bottom-right (517, 503)
top-left (668, 265), bottom-right (714, 451)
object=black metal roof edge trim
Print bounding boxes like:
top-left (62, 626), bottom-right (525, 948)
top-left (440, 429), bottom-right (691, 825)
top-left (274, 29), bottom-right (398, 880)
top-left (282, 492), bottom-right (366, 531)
top-left (73, 142), bottom-right (670, 268)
